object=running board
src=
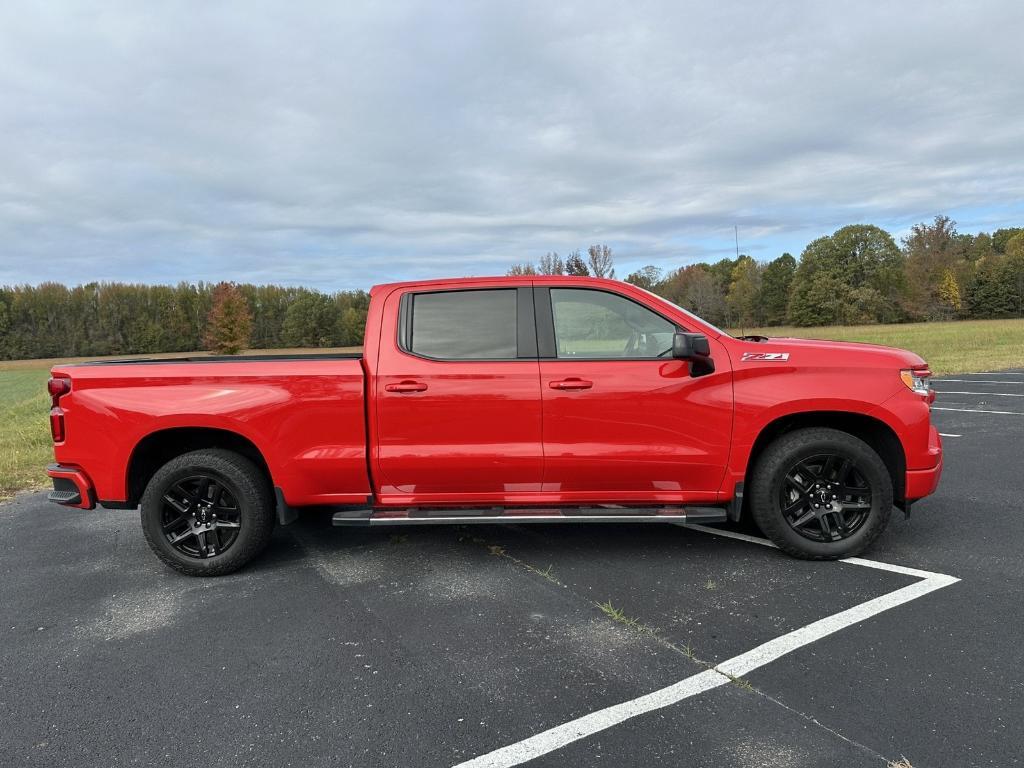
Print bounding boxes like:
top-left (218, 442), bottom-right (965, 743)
top-left (331, 506), bottom-right (728, 527)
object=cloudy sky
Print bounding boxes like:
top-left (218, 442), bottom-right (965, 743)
top-left (1, 1), bottom-right (1022, 290)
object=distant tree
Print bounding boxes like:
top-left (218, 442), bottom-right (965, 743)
top-left (727, 256), bottom-right (762, 328)
top-left (758, 253), bottom-right (796, 325)
top-left (684, 269), bottom-right (727, 327)
top-left (203, 282), bottom-right (252, 355)
top-left (624, 265), bottom-right (662, 291)
top-left (538, 252), bottom-right (565, 275)
top-left (992, 228), bottom-right (1024, 253)
top-left (507, 263), bottom-right (538, 276)
top-left (788, 224), bottom-right (905, 326)
top-left (936, 269), bottom-right (962, 317)
top-left (282, 291), bottom-right (340, 347)
top-left (587, 244), bottom-right (615, 278)
top-left (565, 250), bottom-right (589, 276)
top-left (902, 216), bottom-right (962, 320)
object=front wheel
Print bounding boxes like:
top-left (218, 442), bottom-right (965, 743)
top-left (140, 449), bottom-right (275, 576)
top-left (749, 428), bottom-right (893, 559)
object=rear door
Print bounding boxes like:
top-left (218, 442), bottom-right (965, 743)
top-left (374, 284), bottom-right (543, 501)
top-left (536, 286), bottom-right (733, 501)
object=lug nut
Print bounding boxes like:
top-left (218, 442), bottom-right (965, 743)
top-left (814, 504), bottom-right (820, 509)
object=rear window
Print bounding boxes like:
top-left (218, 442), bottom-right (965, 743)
top-left (409, 289), bottom-right (518, 359)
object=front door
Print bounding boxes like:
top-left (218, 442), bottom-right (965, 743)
top-left (374, 285), bottom-right (544, 502)
top-left (536, 286), bottom-right (733, 502)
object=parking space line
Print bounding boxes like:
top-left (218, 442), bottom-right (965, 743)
top-left (933, 379), bottom-right (1023, 385)
top-left (939, 433), bottom-right (961, 438)
top-left (932, 407), bottom-right (1023, 415)
top-left (452, 526), bottom-right (959, 768)
top-left (933, 391), bottom-right (1024, 397)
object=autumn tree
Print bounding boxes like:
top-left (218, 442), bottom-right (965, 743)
top-left (538, 252), bottom-right (565, 275)
top-left (936, 269), bottom-right (962, 317)
top-left (624, 265), bottom-right (662, 291)
top-left (727, 256), bottom-right (762, 329)
top-left (587, 244), bottom-right (615, 278)
top-left (564, 250), bottom-right (589, 276)
top-left (203, 282), bottom-right (253, 355)
top-left (507, 263), bottom-right (538, 276)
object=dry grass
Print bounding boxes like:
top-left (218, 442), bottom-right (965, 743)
top-left (732, 318), bottom-right (1024, 375)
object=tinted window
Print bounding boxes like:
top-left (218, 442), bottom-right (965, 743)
top-left (410, 289), bottom-right (518, 359)
top-left (550, 288), bottom-right (675, 358)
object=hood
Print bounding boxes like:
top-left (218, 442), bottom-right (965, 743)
top-left (735, 335), bottom-right (927, 369)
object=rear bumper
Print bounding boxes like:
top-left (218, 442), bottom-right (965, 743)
top-left (46, 464), bottom-right (96, 510)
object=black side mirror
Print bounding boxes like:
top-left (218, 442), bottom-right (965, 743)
top-left (672, 332), bottom-right (715, 377)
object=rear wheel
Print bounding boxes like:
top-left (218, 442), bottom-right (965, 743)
top-left (749, 428), bottom-right (892, 559)
top-left (140, 449), bottom-right (275, 576)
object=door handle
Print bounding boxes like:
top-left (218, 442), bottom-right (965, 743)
top-left (385, 380), bottom-right (428, 393)
top-left (549, 378), bottom-right (593, 391)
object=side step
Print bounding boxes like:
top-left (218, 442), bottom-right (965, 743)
top-left (331, 505), bottom-right (728, 527)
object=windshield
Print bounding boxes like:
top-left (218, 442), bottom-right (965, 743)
top-left (630, 285), bottom-right (732, 338)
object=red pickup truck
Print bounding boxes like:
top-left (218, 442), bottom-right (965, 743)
top-left (46, 276), bottom-right (942, 575)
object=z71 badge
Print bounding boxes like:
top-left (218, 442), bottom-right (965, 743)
top-left (741, 352), bottom-right (790, 362)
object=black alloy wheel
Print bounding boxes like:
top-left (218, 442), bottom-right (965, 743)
top-left (161, 475), bottom-right (243, 558)
top-left (778, 453), bottom-right (873, 543)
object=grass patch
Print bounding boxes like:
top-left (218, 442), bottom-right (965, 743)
top-left (0, 364), bottom-right (52, 501)
top-left (734, 317), bottom-right (1024, 375)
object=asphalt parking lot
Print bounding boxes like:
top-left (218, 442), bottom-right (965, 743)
top-left (2, 370), bottom-right (1022, 768)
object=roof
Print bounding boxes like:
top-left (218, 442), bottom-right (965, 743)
top-left (369, 274), bottom-right (621, 294)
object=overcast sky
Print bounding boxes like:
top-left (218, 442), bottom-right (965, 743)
top-left (1, 1), bottom-right (1022, 291)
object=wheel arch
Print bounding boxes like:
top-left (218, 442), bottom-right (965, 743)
top-left (125, 427), bottom-right (273, 507)
top-left (745, 411), bottom-right (907, 508)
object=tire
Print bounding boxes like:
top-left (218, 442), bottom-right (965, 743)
top-left (749, 428), bottom-right (892, 560)
top-left (140, 449), bottom-right (275, 576)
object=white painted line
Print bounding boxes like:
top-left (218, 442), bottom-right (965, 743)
top-left (933, 379), bottom-right (1023, 384)
top-left (934, 390), bottom-right (1024, 397)
top-left (939, 433), bottom-right (961, 438)
top-left (932, 406), bottom-right (1023, 415)
top-left (452, 526), bottom-right (959, 768)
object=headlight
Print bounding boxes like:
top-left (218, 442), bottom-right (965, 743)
top-left (900, 367), bottom-right (932, 396)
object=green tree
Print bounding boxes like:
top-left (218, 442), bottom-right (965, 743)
top-left (759, 253), bottom-right (796, 325)
top-left (727, 255), bottom-right (761, 328)
top-left (788, 224), bottom-right (905, 326)
top-left (282, 291), bottom-right (340, 347)
top-left (203, 282), bottom-right (253, 354)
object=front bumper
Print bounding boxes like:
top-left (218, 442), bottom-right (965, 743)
top-left (905, 424), bottom-right (943, 501)
top-left (46, 464), bottom-right (96, 510)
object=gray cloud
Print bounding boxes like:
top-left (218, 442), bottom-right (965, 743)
top-left (1, 0), bottom-right (1023, 289)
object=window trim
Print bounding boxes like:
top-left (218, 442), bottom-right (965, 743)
top-left (534, 286), bottom-right (683, 362)
top-left (397, 286), bottom-right (537, 362)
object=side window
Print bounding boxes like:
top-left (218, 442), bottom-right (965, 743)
top-left (550, 289), bottom-right (676, 359)
top-left (408, 289), bottom-right (518, 360)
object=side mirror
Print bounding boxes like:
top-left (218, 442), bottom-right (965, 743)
top-left (672, 332), bottom-right (715, 377)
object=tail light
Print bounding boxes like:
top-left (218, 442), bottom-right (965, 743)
top-left (48, 377), bottom-right (71, 443)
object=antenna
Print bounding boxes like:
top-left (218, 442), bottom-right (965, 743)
top-left (734, 225), bottom-right (740, 258)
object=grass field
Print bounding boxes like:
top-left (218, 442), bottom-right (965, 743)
top-left (1, 321), bottom-right (1022, 500)
top-left (732, 317), bottom-right (1024, 376)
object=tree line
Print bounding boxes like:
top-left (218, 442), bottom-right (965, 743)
top-left (2, 216), bottom-right (1022, 360)
top-left (0, 282), bottom-right (369, 360)
top-left (510, 218), bottom-right (1024, 330)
